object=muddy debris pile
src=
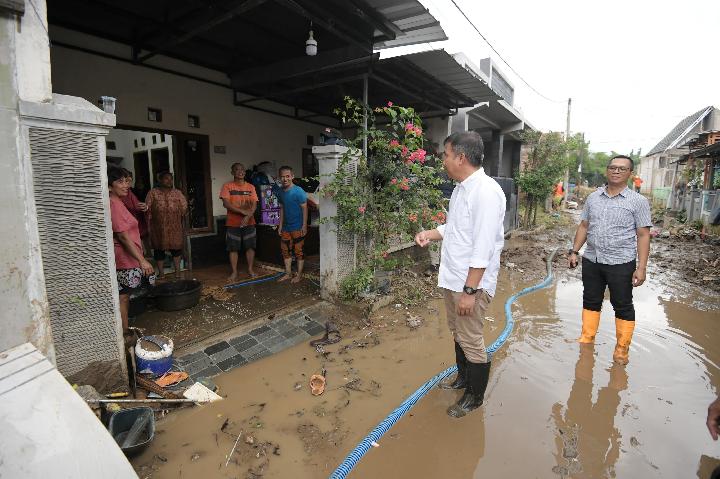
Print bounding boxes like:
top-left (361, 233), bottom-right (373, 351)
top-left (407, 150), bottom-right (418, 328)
top-left (501, 243), bottom-right (568, 279)
top-left (651, 235), bottom-right (720, 290)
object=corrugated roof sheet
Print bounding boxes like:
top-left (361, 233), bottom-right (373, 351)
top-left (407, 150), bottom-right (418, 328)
top-left (383, 50), bottom-right (499, 105)
top-left (370, 0), bottom-right (447, 49)
top-left (646, 106), bottom-right (713, 156)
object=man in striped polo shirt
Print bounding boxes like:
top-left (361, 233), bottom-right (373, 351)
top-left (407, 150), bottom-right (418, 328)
top-left (568, 155), bottom-right (652, 365)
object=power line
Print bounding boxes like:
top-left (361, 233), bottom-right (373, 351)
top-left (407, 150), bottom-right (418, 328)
top-left (448, 0), bottom-right (565, 104)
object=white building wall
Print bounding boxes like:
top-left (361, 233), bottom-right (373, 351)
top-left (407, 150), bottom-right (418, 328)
top-left (423, 116), bottom-right (451, 153)
top-left (50, 41), bottom-right (320, 218)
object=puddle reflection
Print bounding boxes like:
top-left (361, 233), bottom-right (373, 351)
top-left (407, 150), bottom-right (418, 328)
top-left (552, 344), bottom-right (627, 478)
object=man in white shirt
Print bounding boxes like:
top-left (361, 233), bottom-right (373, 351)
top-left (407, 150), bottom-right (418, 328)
top-left (415, 131), bottom-right (506, 418)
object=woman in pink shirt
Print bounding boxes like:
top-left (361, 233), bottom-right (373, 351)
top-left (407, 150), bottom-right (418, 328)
top-left (108, 166), bottom-right (155, 332)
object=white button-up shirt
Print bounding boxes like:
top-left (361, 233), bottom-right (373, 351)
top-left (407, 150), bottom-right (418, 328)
top-left (436, 168), bottom-right (506, 296)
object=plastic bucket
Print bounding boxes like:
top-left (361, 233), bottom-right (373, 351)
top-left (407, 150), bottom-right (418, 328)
top-left (135, 335), bottom-right (174, 376)
top-left (108, 407), bottom-right (155, 456)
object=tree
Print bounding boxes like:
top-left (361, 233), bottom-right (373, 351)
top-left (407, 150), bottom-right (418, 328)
top-left (516, 131), bottom-right (576, 227)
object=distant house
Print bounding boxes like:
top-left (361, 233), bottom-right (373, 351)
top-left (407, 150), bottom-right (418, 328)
top-left (450, 56), bottom-right (535, 233)
top-left (639, 106), bottom-right (719, 206)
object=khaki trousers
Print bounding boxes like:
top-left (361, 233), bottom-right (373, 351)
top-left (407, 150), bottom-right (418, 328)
top-left (443, 288), bottom-right (492, 363)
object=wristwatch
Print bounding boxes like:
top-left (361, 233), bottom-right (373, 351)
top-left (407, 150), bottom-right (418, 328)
top-left (463, 285), bottom-right (478, 295)
top-left (568, 249), bottom-right (580, 255)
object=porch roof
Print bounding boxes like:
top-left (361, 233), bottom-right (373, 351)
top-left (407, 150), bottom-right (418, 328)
top-left (232, 49), bottom-right (501, 123)
top-left (691, 142), bottom-right (720, 159)
top-left (467, 98), bottom-right (533, 139)
top-left (47, 1), bottom-right (466, 123)
top-left (47, 0), bottom-right (445, 79)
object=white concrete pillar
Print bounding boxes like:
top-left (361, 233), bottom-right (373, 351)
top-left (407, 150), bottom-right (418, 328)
top-left (0, 3), bottom-right (54, 358)
top-left (313, 145), bottom-right (359, 300)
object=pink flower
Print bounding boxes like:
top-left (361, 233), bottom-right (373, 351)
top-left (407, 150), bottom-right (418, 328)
top-left (389, 139), bottom-right (400, 148)
top-left (405, 123), bottom-right (414, 131)
top-left (408, 148), bottom-right (427, 163)
top-left (414, 127), bottom-right (423, 136)
top-left (391, 178), bottom-right (398, 185)
top-left (401, 184), bottom-right (410, 191)
top-left (358, 206), bottom-right (366, 214)
top-left (382, 251), bottom-right (389, 259)
top-left (387, 101), bottom-right (394, 107)
top-left (401, 146), bottom-right (409, 157)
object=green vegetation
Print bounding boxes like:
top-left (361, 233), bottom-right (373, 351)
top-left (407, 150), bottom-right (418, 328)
top-left (516, 131), bottom-right (579, 227)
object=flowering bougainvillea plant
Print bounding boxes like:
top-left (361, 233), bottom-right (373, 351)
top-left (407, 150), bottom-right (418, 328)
top-left (323, 97), bottom-right (445, 296)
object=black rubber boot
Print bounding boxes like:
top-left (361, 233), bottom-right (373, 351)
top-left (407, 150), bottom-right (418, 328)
top-left (439, 342), bottom-right (467, 390)
top-left (447, 361), bottom-right (491, 418)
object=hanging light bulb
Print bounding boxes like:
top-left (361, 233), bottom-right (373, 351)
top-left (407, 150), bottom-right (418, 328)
top-left (305, 22), bottom-right (317, 56)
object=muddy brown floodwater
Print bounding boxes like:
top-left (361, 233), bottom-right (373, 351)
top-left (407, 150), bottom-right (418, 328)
top-left (132, 244), bottom-right (720, 479)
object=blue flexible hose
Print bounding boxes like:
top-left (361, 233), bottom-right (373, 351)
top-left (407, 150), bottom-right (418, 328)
top-left (223, 272), bottom-right (285, 290)
top-left (330, 249), bottom-right (559, 478)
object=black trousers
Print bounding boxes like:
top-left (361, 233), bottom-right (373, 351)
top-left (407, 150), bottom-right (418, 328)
top-left (581, 257), bottom-right (635, 321)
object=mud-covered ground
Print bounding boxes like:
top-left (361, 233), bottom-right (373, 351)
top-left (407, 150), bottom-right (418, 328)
top-left (129, 213), bottom-right (720, 479)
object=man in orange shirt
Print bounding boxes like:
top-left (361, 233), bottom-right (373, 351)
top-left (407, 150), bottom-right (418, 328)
top-left (633, 175), bottom-right (643, 192)
top-left (220, 163), bottom-right (259, 283)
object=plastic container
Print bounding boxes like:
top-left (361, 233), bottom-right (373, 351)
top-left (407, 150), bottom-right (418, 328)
top-left (108, 407), bottom-right (155, 456)
top-left (135, 335), bottom-right (174, 376)
top-left (99, 96), bottom-right (116, 114)
top-left (152, 279), bottom-right (202, 312)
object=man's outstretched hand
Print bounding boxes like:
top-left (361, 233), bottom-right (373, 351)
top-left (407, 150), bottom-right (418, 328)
top-left (415, 231), bottom-right (432, 248)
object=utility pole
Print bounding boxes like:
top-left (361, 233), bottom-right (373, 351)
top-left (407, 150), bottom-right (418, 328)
top-left (563, 98), bottom-right (572, 204)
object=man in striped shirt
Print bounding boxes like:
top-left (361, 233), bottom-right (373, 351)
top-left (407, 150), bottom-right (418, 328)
top-left (568, 155), bottom-right (652, 365)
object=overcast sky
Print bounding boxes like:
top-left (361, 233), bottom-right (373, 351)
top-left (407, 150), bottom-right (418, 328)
top-left (382, 0), bottom-right (720, 155)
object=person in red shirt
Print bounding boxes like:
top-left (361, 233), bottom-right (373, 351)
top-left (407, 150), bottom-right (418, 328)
top-left (120, 170), bottom-right (149, 252)
top-left (633, 175), bottom-right (643, 192)
top-left (220, 163), bottom-right (259, 283)
top-left (108, 166), bottom-right (155, 332)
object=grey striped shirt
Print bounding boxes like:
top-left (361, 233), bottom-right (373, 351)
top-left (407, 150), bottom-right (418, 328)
top-left (580, 186), bottom-right (652, 265)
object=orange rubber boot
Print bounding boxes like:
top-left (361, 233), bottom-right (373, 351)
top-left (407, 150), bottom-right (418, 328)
top-left (612, 318), bottom-right (636, 365)
top-left (577, 309), bottom-right (601, 343)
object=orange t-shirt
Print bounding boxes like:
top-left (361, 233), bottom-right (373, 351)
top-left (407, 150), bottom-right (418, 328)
top-left (633, 176), bottom-right (643, 187)
top-left (220, 181), bottom-right (258, 227)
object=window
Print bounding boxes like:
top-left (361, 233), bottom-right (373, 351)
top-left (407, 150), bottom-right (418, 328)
top-left (134, 139), bottom-right (138, 148)
top-left (188, 115), bottom-right (200, 128)
top-left (141, 137), bottom-right (146, 147)
top-left (152, 135), bottom-right (157, 144)
top-left (106, 141), bottom-right (116, 150)
top-left (147, 108), bottom-right (162, 122)
top-left (659, 157), bottom-right (667, 168)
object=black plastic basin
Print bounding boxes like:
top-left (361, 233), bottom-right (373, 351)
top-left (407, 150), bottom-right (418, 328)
top-left (152, 279), bottom-right (202, 312)
top-left (108, 407), bottom-right (155, 456)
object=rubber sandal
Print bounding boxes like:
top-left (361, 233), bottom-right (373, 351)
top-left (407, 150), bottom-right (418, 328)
top-left (309, 321), bottom-right (342, 347)
top-left (155, 371), bottom-right (189, 388)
